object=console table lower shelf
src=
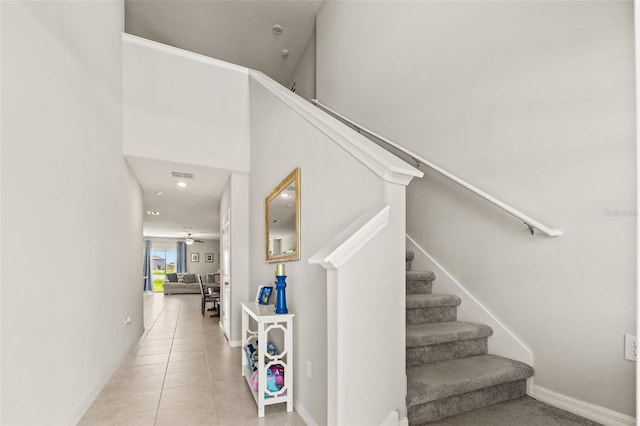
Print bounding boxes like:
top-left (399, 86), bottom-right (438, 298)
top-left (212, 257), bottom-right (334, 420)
top-left (241, 301), bottom-right (294, 417)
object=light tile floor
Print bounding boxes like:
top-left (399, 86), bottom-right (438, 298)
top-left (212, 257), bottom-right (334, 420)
top-left (79, 293), bottom-right (305, 426)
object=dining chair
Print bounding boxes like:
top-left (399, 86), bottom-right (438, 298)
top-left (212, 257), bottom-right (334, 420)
top-left (199, 276), bottom-right (219, 317)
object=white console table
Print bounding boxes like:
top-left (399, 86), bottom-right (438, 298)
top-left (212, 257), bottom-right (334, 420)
top-left (241, 301), bottom-right (294, 417)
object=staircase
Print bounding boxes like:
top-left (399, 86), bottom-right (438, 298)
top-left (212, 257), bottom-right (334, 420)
top-left (405, 251), bottom-right (534, 424)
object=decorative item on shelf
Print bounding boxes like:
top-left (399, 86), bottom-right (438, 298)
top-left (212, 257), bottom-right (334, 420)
top-left (274, 263), bottom-right (288, 314)
top-left (256, 285), bottom-right (273, 305)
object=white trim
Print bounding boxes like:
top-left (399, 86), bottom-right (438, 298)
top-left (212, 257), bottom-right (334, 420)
top-left (218, 323), bottom-right (241, 347)
top-left (313, 99), bottom-right (562, 238)
top-left (406, 234), bottom-right (533, 365)
top-left (309, 205), bottom-right (390, 270)
top-left (67, 334), bottom-right (142, 425)
top-left (530, 385), bottom-right (636, 426)
top-left (381, 410), bottom-right (399, 426)
top-left (123, 33), bottom-right (249, 75)
top-left (634, 0), bottom-right (640, 413)
top-left (295, 400), bottom-right (318, 426)
top-left (250, 71), bottom-right (422, 186)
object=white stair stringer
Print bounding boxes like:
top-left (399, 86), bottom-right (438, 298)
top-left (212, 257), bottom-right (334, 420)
top-left (406, 235), bottom-right (533, 367)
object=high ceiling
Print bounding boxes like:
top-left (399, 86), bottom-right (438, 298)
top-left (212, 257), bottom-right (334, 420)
top-left (125, 1), bottom-right (321, 240)
top-left (125, 0), bottom-right (322, 85)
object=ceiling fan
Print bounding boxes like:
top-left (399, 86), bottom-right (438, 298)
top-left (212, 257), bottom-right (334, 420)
top-left (184, 233), bottom-right (204, 245)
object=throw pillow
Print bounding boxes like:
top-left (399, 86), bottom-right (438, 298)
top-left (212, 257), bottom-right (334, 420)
top-left (183, 273), bottom-right (197, 283)
top-left (166, 273), bottom-right (178, 282)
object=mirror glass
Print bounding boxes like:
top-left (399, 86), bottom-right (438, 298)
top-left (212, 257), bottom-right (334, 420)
top-left (266, 168), bottom-right (300, 262)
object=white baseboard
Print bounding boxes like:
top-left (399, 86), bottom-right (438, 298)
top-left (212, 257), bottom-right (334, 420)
top-left (381, 410), bottom-right (399, 426)
top-left (295, 400), bottom-right (318, 426)
top-left (217, 323), bottom-right (241, 347)
top-left (67, 333), bottom-right (142, 425)
top-left (530, 385), bottom-right (636, 426)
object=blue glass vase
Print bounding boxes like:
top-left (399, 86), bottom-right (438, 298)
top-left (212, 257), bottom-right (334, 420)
top-left (275, 275), bottom-right (288, 314)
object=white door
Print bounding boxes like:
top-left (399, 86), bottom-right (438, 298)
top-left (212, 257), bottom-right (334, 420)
top-left (221, 208), bottom-right (231, 338)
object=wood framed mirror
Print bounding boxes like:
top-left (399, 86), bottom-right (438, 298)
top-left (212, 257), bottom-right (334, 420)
top-left (265, 168), bottom-right (300, 262)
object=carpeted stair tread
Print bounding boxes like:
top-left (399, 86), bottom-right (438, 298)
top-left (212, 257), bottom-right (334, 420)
top-left (407, 270), bottom-right (436, 281)
top-left (424, 396), bottom-right (602, 426)
top-left (407, 321), bottom-right (492, 347)
top-left (407, 294), bottom-right (461, 309)
top-left (406, 354), bottom-right (534, 407)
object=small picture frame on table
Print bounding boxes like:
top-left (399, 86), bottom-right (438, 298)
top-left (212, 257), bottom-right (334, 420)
top-left (256, 285), bottom-right (273, 305)
top-left (191, 253), bottom-right (199, 262)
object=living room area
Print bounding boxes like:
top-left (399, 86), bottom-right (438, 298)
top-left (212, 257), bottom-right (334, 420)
top-left (146, 237), bottom-right (220, 294)
top-left (127, 157), bottom-right (229, 297)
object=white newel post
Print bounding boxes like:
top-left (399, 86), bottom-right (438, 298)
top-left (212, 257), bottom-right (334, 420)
top-left (311, 181), bottom-right (411, 425)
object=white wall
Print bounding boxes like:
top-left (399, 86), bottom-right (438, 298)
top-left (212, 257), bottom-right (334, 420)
top-left (249, 77), bottom-right (387, 425)
top-left (286, 32), bottom-right (316, 102)
top-left (1, 1), bottom-right (144, 424)
top-left (123, 35), bottom-right (250, 173)
top-left (317, 0), bottom-right (636, 417)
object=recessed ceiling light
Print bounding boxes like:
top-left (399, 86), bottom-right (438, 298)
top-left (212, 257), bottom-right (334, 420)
top-left (156, 191), bottom-right (164, 197)
top-left (177, 182), bottom-right (187, 188)
top-left (287, 203), bottom-right (293, 208)
top-left (272, 24), bottom-right (283, 35)
top-left (281, 49), bottom-right (289, 57)
top-left (281, 193), bottom-right (289, 198)
top-left (146, 211), bottom-right (160, 216)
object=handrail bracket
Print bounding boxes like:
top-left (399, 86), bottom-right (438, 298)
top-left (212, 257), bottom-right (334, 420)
top-left (525, 223), bottom-right (535, 236)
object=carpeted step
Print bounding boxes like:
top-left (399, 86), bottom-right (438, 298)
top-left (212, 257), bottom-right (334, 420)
top-left (420, 396), bottom-right (602, 426)
top-left (407, 270), bottom-right (436, 294)
top-left (406, 251), bottom-right (415, 271)
top-left (407, 321), bottom-right (492, 365)
top-left (407, 322), bottom-right (492, 347)
top-left (407, 294), bottom-right (461, 325)
top-left (407, 354), bottom-right (534, 424)
top-left (409, 380), bottom-right (528, 425)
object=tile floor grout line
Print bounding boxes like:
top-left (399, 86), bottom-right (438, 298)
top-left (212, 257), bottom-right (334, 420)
top-left (79, 294), bottom-right (306, 426)
top-left (151, 296), bottom-right (180, 426)
top-left (201, 299), bottom-right (221, 425)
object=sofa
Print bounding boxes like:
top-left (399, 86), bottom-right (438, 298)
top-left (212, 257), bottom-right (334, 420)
top-left (163, 273), bottom-right (200, 295)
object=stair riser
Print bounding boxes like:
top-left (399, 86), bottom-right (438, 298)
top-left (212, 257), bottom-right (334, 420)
top-left (407, 280), bottom-right (433, 294)
top-left (407, 338), bottom-right (488, 366)
top-left (408, 380), bottom-right (527, 424)
top-left (407, 306), bottom-right (457, 325)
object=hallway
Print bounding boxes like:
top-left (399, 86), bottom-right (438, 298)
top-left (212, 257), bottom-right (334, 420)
top-left (79, 293), bottom-right (305, 425)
